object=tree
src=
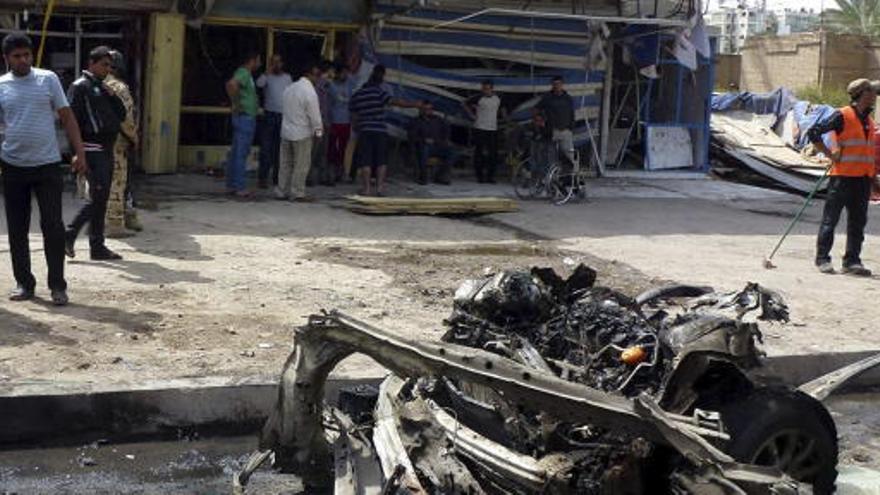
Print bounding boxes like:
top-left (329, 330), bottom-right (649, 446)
top-left (824, 0), bottom-right (880, 37)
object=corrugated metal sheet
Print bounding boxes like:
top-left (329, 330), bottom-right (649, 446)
top-left (379, 0), bottom-right (619, 17)
top-left (378, 0), bottom-right (692, 22)
top-left (208, 0), bottom-right (367, 23)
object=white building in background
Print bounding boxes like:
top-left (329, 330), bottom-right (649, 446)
top-left (775, 9), bottom-right (819, 35)
top-left (707, 2), bottom-right (820, 53)
top-left (707, 4), bottom-right (770, 54)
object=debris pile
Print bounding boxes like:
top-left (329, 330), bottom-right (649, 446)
top-left (444, 266), bottom-right (787, 396)
top-left (436, 266), bottom-right (807, 491)
top-left (445, 265), bottom-right (666, 396)
top-left (710, 88), bottom-right (832, 194)
top-left (245, 265), bottom-right (839, 495)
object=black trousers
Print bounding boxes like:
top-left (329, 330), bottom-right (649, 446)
top-left (68, 149), bottom-right (113, 249)
top-left (1, 162), bottom-right (67, 291)
top-left (816, 176), bottom-right (872, 267)
top-left (472, 129), bottom-right (498, 182)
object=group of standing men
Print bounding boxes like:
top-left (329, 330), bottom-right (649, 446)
top-left (224, 52), bottom-right (579, 197)
top-left (0, 34), bottom-right (140, 306)
top-left (224, 53), bottom-right (360, 201)
top-left (225, 53), bottom-right (423, 199)
top-left (406, 76), bottom-right (576, 187)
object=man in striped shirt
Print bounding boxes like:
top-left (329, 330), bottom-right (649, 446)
top-left (0, 33), bottom-right (87, 305)
top-left (348, 64), bottom-right (421, 196)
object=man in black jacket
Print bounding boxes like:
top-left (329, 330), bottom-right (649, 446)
top-left (537, 76), bottom-right (576, 165)
top-left (65, 46), bottom-right (126, 260)
top-left (410, 101), bottom-right (453, 185)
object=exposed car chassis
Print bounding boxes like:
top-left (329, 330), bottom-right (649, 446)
top-left (236, 311), bottom-right (808, 494)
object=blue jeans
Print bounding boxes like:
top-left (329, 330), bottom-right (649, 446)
top-left (226, 114), bottom-right (256, 192)
top-left (258, 111), bottom-right (282, 185)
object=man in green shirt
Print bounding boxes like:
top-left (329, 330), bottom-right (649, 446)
top-left (224, 51), bottom-right (261, 197)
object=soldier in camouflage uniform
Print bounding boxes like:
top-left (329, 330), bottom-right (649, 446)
top-left (104, 50), bottom-right (138, 238)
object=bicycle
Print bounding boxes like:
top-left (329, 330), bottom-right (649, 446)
top-left (510, 142), bottom-right (587, 205)
top-left (546, 147), bottom-right (587, 206)
top-left (510, 150), bottom-right (551, 200)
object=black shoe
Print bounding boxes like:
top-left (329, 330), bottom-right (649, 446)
top-left (486, 178), bottom-right (497, 184)
top-left (64, 231), bottom-right (76, 258)
top-left (9, 285), bottom-right (34, 301)
top-left (842, 263), bottom-right (872, 277)
top-left (90, 246), bottom-right (123, 261)
top-left (51, 289), bottom-right (69, 306)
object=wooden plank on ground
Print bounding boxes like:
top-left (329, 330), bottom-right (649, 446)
top-left (346, 195), bottom-right (518, 215)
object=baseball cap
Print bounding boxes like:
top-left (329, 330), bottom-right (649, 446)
top-left (847, 78), bottom-right (879, 98)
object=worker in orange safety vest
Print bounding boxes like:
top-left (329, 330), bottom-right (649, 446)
top-left (808, 78), bottom-right (880, 276)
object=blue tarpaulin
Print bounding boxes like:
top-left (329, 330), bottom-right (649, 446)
top-left (621, 25), bottom-right (659, 69)
top-left (712, 87), bottom-right (837, 150)
top-left (791, 101), bottom-right (837, 150)
top-left (710, 87), bottom-right (798, 119)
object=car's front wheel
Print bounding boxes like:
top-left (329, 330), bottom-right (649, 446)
top-left (720, 386), bottom-right (838, 494)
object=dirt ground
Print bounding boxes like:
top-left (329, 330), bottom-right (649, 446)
top-left (0, 175), bottom-right (658, 391)
top-left (1, 174), bottom-right (878, 390)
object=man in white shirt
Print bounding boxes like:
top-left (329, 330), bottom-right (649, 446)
top-left (256, 54), bottom-right (292, 189)
top-left (276, 63), bottom-right (323, 202)
top-left (0, 33), bottom-right (86, 305)
top-left (464, 79), bottom-right (503, 183)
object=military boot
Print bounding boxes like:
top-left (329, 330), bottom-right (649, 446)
top-left (125, 210), bottom-right (143, 232)
top-left (105, 224), bottom-right (135, 239)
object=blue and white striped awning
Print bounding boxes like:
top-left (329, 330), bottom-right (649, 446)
top-left (371, 4), bottom-right (608, 147)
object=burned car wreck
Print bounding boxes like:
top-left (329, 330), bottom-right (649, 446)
top-left (235, 265), bottom-right (838, 494)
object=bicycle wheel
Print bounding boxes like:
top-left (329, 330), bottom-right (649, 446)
top-left (547, 166), bottom-right (575, 205)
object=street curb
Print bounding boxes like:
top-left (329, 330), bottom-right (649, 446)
top-left (0, 351), bottom-right (877, 449)
top-left (0, 375), bottom-right (383, 448)
top-left (760, 351), bottom-right (880, 389)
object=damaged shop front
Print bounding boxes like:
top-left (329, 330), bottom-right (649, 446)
top-left (0, 1), bottom-right (714, 177)
top-left (371, 1), bottom-right (715, 179)
top-left (0, 0), bottom-right (364, 175)
top-left (172, 0), bottom-right (366, 175)
top-left (233, 265), bottom-right (839, 494)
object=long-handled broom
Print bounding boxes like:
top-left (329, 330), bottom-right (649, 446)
top-left (763, 166), bottom-right (832, 269)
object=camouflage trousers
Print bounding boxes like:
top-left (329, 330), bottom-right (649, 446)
top-left (105, 137), bottom-right (129, 230)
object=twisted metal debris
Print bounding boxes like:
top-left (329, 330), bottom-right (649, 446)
top-left (240, 265), bottom-right (837, 495)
